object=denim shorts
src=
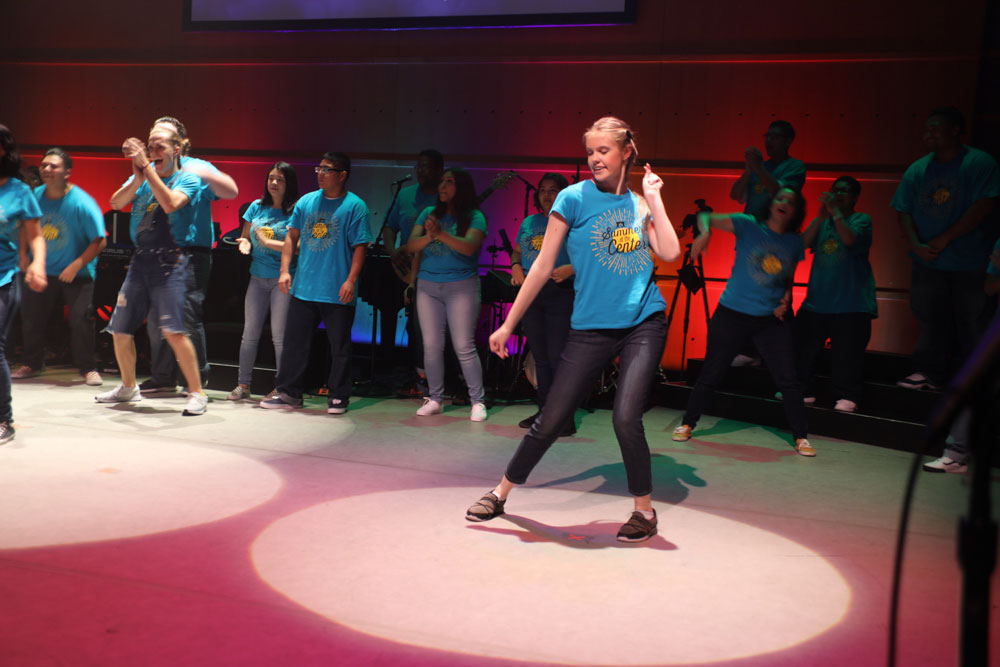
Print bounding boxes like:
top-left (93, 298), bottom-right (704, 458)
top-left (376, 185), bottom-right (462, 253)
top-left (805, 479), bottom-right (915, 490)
top-left (106, 249), bottom-right (189, 336)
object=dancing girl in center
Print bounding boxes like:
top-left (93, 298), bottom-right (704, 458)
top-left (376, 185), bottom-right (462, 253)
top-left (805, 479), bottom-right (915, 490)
top-left (465, 117), bottom-right (681, 542)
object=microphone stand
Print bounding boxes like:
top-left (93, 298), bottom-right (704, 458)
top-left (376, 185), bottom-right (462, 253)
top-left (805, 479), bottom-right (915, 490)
top-left (362, 179), bottom-right (407, 391)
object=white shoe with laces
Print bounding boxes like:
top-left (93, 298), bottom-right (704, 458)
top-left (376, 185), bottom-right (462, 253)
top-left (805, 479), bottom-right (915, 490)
top-left (416, 398), bottom-right (443, 416)
top-left (470, 402), bottom-right (488, 422)
top-left (922, 456), bottom-right (967, 474)
top-left (183, 391), bottom-right (208, 416)
top-left (95, 384), bottom-right (141, 403)
top-left (83, 371), bottom-right (103, 386)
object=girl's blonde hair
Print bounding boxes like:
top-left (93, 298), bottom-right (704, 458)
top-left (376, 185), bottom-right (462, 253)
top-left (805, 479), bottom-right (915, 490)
top-left (583, 117), bottom-right (645, 211)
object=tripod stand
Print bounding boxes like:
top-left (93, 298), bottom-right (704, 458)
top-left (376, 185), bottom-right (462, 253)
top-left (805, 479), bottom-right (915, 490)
top-left (666, 242), bottom-right (711, 372)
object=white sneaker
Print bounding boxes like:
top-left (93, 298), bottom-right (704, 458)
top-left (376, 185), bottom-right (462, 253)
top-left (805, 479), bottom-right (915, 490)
top-left (470, 402), bottom-right (488, 422)
top-left (731, 354), bottom-right (761, 367)
top-left (83, 371), bottom-right (103, 386)
top-left (416, 398), bottom-right (443, 416)
top-left (834, 399), bottom-right (857, 413)
top-left (922, 456), bottom-right (967, 474)
top-left (183, 391), bottom-right (208, 416)
top-left (95, 384), bottom-right (141, 403)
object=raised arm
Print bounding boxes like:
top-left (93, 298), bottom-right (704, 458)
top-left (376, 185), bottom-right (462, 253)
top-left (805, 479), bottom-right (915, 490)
top-left (641, 163), bottom-right (681, 262)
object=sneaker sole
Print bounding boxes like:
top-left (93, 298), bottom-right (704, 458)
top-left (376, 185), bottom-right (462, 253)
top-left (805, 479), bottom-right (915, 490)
top-left (465, 510), bottom-right (503, 522)
top-left (327, 408), bottom-right (347, 415)
top-left (671, 434), bottom-right (691, 442)
top-left (617, 527), bottom-right (657, 543)
top-left (182, 408), bottom-right (206, 416)
top-left (259, 402), bottom-right (301, 410)
top-left (95, 396), bottom-right (142, 404)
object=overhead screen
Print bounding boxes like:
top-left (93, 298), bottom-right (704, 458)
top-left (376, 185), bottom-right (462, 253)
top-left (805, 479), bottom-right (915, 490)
top-left (184, 0), bottom-right (637, 31)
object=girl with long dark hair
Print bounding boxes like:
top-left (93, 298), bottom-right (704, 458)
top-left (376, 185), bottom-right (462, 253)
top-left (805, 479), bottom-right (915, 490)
top-left (228, 162), bottom-right (300, 400)
top-left (406, 167), bottom-right (488, 421)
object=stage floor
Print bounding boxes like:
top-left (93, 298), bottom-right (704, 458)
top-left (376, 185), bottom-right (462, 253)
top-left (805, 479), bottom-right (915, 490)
top-left (0, 369), bottom-right (996, 666)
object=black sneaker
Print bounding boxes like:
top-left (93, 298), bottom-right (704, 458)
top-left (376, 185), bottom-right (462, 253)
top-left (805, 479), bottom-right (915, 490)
top-left (0, 422), bottom-right (14, 445)
top-left (259, 392), bottom-right (303, 410)
top-left (138, 379), bottom-right (178, 395)
top-left (616, 509), bottom-right (657, 543)
top-left (327, 398), bottom-right (349, 415)
top-left (518, 411), bottom-right (540, 429)
top-left (466, 492), bottom-right (505, 522)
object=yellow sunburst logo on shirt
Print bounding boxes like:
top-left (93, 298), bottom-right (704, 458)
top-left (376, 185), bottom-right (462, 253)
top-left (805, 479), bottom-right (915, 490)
top-left (754, 183), bottom-right (766, 194)
top-left (612, 226), bottom-right (642, 253)
top-left (260, 226), bottom-right (275, 239)
top-left (531, 235), bottom-right (544, 251)
top-left (312, 222), bottom-right (328, 239)
top-left (822, 238), bottom-right (838, 255)
top-left (933, 187), bottom-right (951, 205)
top-left (41, 224), bottom-right (59, 241)
top-left (761, 254), bottom-right (783, 275)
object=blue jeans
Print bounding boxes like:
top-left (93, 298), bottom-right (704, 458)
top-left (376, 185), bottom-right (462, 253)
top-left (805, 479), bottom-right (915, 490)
top-left (0, 280), bottom-right (21, 423)
top-left (147, 249), bottom-right (212, 384)
top-left (275, 297), bottom-right (355, 401)
top-left (238, 276), bottom-right (290, 386)
top-left (417, 276), bottom-right (485, 403)
top-left (505, 312), bottom-right (667, 497)
top-left (520, 279), bottom-right (574, 408)
top-left (683, 304), bottom-right (808, 440)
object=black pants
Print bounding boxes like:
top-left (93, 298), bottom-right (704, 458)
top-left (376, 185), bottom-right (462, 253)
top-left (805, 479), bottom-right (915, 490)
top-left (793, 309), bottom-right (871, 403)
top-left (505, 313), bottom-right (667, 497)
top-left (275, 297), bottom-right (355, 401)
top-left (683, 304), bottom-right (808, 440)
top-left (20, 275), bottom-right (96, 374)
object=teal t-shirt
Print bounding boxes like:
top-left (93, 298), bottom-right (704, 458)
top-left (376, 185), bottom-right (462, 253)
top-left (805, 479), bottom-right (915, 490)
top-left (32, 185), bottom-right (105, 280)
top-left (123, 155), bottom-right (219, 248)
top-left (415, 208), bottom-right (487, 283)
top-left (386, 184), bottom-right (438, 246)
top-left (180, 156), bottom-right (220, 248)
top-left (890, 146), bottom-right (1000, 271)
top-left (517, 212), bottom-right (571, 273)
top-left (129, 171), bottom-right (202, 250)
top-left (718, 213), bottom-right (804, 317)
top-left (550, 180), bottom-right (665, 330)
top-left (745, 157), bottom-right (807, 219)
top-left (801, 212), bottom-right (877, 317)
top-left (242, 199), bottom-right (294, 279)
top-left (0, 178), bottom-right (43, 287)
top-left (287, 190), bottom-right (372, 304)
top-left (988, 238), bottom-right (1000, 278)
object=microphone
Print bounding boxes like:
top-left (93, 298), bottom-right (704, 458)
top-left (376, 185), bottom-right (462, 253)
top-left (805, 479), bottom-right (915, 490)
top-left (392, 174), bottom-right (412, 186)
top-left (498, 228), bottom-right (514, 256)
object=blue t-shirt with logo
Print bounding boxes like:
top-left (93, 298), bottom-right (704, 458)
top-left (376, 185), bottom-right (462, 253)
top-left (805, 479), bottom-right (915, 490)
top-left (517, 212), bottom-right (571, 273)
top-left (801, 212), bottom-right (877, 317)
top-left (551, 180), bottom-right (665, 330)
top-left (129, 171), bottom-right (202, 250)
top-left (745, 157), bottom-right (807, 219)
top-left (0, 178), bottom-right (42, 287)
top-left (123, 156), bottom-right (220, 248)
top-left (32, 185), bottom-right (105, 280)
top-left (287, 190), bottom-right (372, 304)
top-left (180, 156), bottom-right (221, 248)
top-left (415, 208), bottom-right (487, 283)
top-left (718, 213), bottom-right (804, 317)
top-left (386, 184), bottom-right (438, 247)
top-left (242, 199), bottom-right (295, 279)
top-left (891, 146), bottom-right (1000, 271)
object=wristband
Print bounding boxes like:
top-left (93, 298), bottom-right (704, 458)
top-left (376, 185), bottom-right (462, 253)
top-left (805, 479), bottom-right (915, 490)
top-left (511, 262), bottom-right (522, 268)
